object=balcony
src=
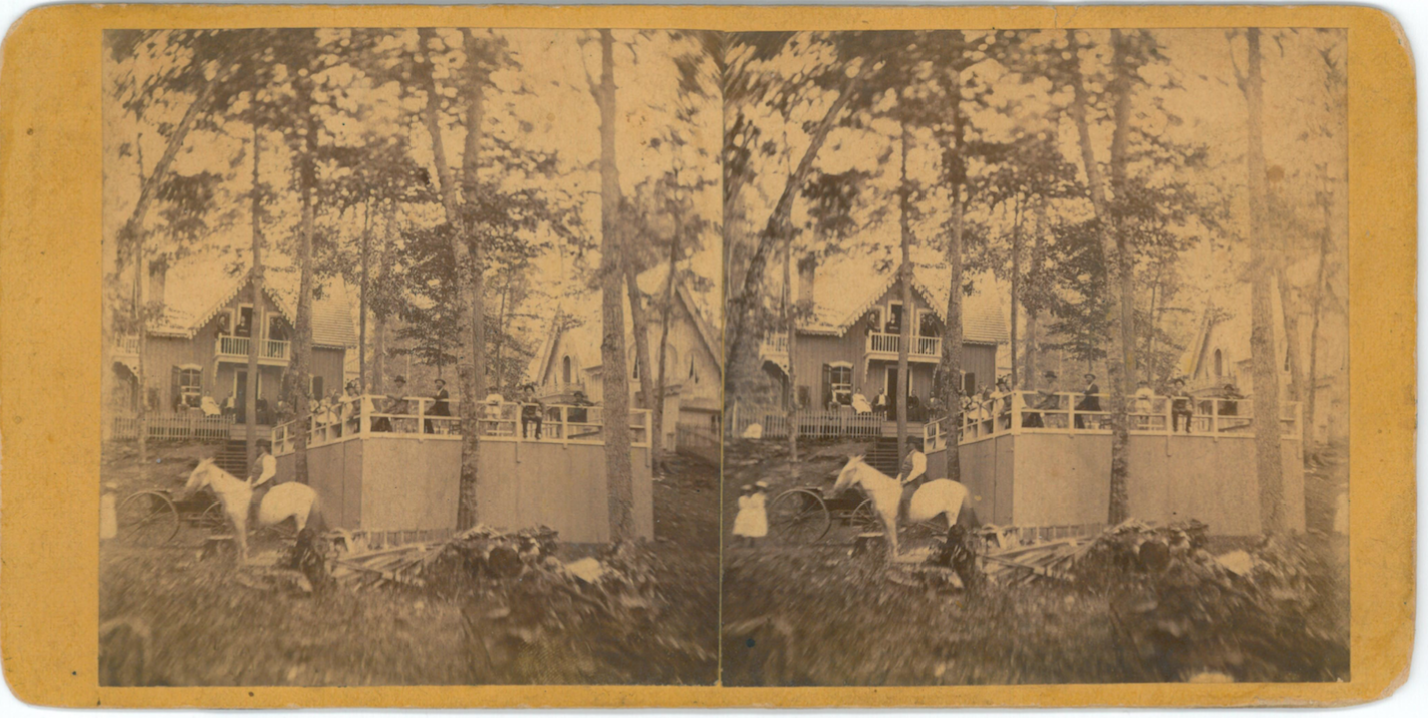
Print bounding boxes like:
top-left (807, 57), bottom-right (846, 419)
top-left (215, 335), bottom-right (290, 363)
top-left (113, 334), bottom-right (140, 356)
top-left (865, 331), bottom-right (941, 361)
top-left (760, 333), bottom-right (790, 373)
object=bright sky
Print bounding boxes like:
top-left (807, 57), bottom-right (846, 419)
top-left (104, 28), bottom-right (724, 341)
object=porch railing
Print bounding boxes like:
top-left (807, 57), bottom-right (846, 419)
top-left (271, 395), bottom-right (651, 456)
top-left (761, 334), bottom-right (789, 355)
top-left (730, 404), bottom-right (887, 440)
top-left (113, 334), bottom-right (140, 355)
top-left (112, 412), bottom-right (233, 441)
top-left (924, 391), bottom-right (1303, 452)
top-left (866, 331), bottom-right (941, 357)
top-left (216, 335), bottom-right (290, 361)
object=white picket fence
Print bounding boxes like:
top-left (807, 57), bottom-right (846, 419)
top-left (730, 404), bottom-right (886, 440)
top-left (112, 413), bottom-right (234, 441)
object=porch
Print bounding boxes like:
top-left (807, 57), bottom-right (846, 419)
top-left (270, 397), bottom-right (654, 543)
top-left (864, 331), bottom-right (941, 362)
top-left (922, 391), bottom-right (1306, 535)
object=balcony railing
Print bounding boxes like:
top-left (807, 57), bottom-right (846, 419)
top-left (923, 391), bottom-right (1303, 452)
top-left (271, 396), bottom-right (651, 455)
top-left (216, 335), bottom-right (290, 361)
top-left (113, 334), bottom-right (140, 355)
top-left (866, 331), bottom-right (941, 358)
top-left (761, 333), bottom-right (789, 356)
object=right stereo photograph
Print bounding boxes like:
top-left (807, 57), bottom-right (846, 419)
top-left (720, 27), bottom-right (1349, 686)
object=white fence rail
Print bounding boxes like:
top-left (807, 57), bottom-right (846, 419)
top-left (925, 391), bottom-right (1303, 452)
top-left (112, 412), bottom-right (233, 441)
top-left (215, 335), bottom-right (290, 361)
top-left (271, 396), bottom-right (651, 456)
top-left (731, 404), bottom-right (887, 440)
top-left (866, 331), bottom-right (941, 357)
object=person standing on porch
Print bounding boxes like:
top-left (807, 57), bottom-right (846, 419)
top-left (1170, 377), bottom-right (1195, 433)
top-left (425, 378), bottom-right (450, 434)
top-left (874, 387), bottom-right (888, 415)
top-left (1074, 372), bottom-right (1101, 429)
top-left (520, 383), bottom-right (544, 439)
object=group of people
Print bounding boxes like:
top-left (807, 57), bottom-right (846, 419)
top-left (959, 371), bottom-right (1244, 434)
top-left (480, 383), bottom-right (597, 440)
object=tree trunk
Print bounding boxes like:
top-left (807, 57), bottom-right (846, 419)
top-left (1010, 196), bottom-right (1022, 389)
top-left (1244, 28), bottom-right (1285, 533)
top-left (246, 123), bottom-right (264, 469)
top-left (493, 275), bottom-right (510, 394)
top-left (1306, 175), bottom-right (1332, 441)
top-left (290, 81), bottom-right (319, 486)
top-left (372, 205), bottom-right (396, 393)
top-left (1025, 201), bottom-right (1045, 389)
top-left (1070, 28), bottom-right (1135, 524)
top-left (896, 121), bottom-right (913, 462)
top-left (359, 199), bottom-right (371, 390)
top-left (1277, 263), bottom-right (1305, 404)
top-left (625, 254), bottom-right (657, 466)
top-left (417, 27), bottom-right (485, 530)
top-left (724, 63), bottom-right (868, 393)
top-left (782, 227), bottom-right (798, 467)
top-left (594, 29), bottom-right (636, 540)
top-left (459, 29), bottom-right (490, 529)
top-left (938, 65), bottom-right (966, 484)
top-left (654, 172), bottom-right (683, 474)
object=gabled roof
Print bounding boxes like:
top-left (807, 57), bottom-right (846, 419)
top-left (526, 267), bottom-right (722, 384)
top-left (143, 253), bottom-right (357, 349)
top-left (798, 255), bottom-right (1007, 345)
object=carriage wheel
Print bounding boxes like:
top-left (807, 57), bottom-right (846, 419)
top-left (196, 501), bottom-right (228, 535)
top-left (851, 499), bottom-right (882, 535)
top-left (769, 489), bottom-right (830, 544)
top-left (117, 491), bottom-right (179, 547)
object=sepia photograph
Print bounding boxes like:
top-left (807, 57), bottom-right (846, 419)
top-left (98, 26), bottom-right (722, 686)
top-left (720, 28), bottom-right (1350, 685)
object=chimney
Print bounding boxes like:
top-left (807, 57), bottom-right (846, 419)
top-left (797, 255), bottom-right (817, 307)
top-left (147, 258), bottom-right (168, 308)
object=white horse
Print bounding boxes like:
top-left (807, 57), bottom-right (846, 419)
top-left (183, 458), bottom-right (320, 563)
top-left (829, 454), bottom-right (972, 559)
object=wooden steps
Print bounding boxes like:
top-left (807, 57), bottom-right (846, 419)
top-left (864, 436), bottom-right (923, 477)
top-left (213, 440), bottom-right (249, 477)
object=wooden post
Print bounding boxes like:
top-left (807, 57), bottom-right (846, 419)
top-left (417, 397), bottom-right (426, 442)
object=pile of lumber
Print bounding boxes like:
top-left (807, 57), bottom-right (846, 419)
top-left (980, 537), bottom-right (1093, 585)
top-left (331, 542), bottom-right (441, 588)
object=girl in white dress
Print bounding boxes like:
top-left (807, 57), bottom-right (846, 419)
top-left (733, 481), bottom-right (769, 546)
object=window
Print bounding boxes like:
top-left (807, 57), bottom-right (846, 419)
top-left (688, 355), bottom-right (699, 384)
top-left (919, 310), bottom-right (940, 337)
top-left (234, 306), bottom-right (254, 338)
top-left (215, 313), bottom-right (231, 336)
top-left (172, 365), bottom-right (202, 408)
top-left (632, 358), bottom-right (640, 380)
top-left (1213, 349), bottom-right (1223, 379)
top-left (796, 385), bottom-right (811, 408)
top-left (268, 315), bottom-right (290, 342)
top-left (824, 362), bottom-right (853, 407)
top-left (886, 302), bottom-right (904, 334)
top-left (310, 375), bottom-right (324, 401)
top-left (962, 371), bottom-right (976, 397)
top-left (866, 308), bottom-right (883, 333)
top-left (562, 355), bottom-right (572, 384)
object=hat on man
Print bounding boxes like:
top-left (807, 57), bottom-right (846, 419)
top-left (754, 481), bottom-right (770, 490)
top-left (393, 375), bottom-right (407, 385)
top-left (435, 378), bottom-right (446, 386)
top-left (1084, 372), bottom-right (1096, 381)
top-left (1043, 370), bottom-right (1058, 381)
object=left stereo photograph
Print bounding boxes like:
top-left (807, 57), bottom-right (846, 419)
top-left (99, 27), bottom-right (723, 686)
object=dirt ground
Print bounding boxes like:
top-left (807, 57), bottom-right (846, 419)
top-left (99, 442), bottom-right (719, 686)
top-left (720, 439), bottom-right (1350, 686)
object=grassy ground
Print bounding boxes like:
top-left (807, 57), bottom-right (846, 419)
top-left (720, 439), bottom-right (1350, 686)
top-left (99, 442), bottom-right (718, 685)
